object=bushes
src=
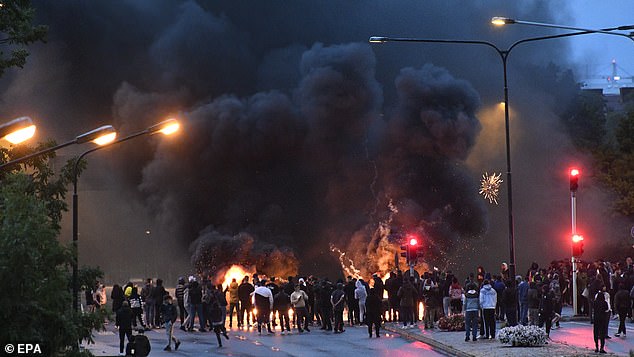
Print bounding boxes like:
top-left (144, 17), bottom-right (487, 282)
top-left (497, 325), bottom-right (548, 347)
top-left (437, 313), bottom-right (465, 331)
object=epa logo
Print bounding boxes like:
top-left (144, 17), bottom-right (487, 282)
top-left (4, 344), bottom-right (42, 354)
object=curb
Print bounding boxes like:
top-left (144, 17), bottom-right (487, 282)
top-left (383, 324), bottom-right (475, 357)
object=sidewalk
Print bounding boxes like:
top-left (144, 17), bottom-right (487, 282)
top-left (384, 307), bottom-right (631, 357)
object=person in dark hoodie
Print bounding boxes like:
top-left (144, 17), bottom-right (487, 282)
top-left (479, 279), bottom-right (497, 339)
top-left (527, 281), bottom-right (540, 326)
top-left (116, 300), bottom-right (133, 355)
top-left (400, 277), bottom-right (418, 329)
top-left (538, 284), bottom-right (554, 338)
top-left (111, 284), bottom-right (125, 315)
top-left (188, 279), bottom-right (204, 332)
top-left (238, 276), bottom-right (254, 327)
top-left (274, 289), bottom-right (292, 334)
top-left (593, 291), bottom-right (609, 353)
top-left (502, 279), bottom-right (518, 327)
top-left (517, 275), bottom-right (529, 325)
top-left (161, 295), bottom-right (181, 351)
top-left (365, 288), bottom-right (382, 338)
top-left (331, 283), bottom-right (346, 333)
top-left (463, 282), bottom-right (480, 342)
top-left (493, 276), bottom-right (505, 321)
top-left (614, 282), bottom-right (630, 337)
top-left (344, 276), bottom-right (358, 326)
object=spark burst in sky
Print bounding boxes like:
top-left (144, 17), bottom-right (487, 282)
top-left (479, 172), bottom-right (503, 204)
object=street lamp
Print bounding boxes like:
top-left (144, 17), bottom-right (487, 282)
top-left (369, 29), bottom-right (617, 280)
top-left (491, 17), bottom-right (634, 42)
top-left (0, 116), bottom-right (36, 144)
top-left (0, 125), bottom-right (117, 170)
top-left (72, 118), bottom-right (180, 311)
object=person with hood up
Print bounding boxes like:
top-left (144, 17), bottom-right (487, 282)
top-left (399, 277), bottom-right (418, 329)
top-left (462, 281), bottom-right (480, 342)
top-left (479, 279), bottom-right (497, 339)
top-left (354, 279), bottom-right (368, 324)
top-left (593, 291), bottom-right (609, 353)
top-left (614, 282), bottom-right (630, 337)
top-left (225, 278), bottom-right (240, 328)
top-left (365, 288), bottom-right (382, 338)
top-left (253, 280), bottom-right (274, 334)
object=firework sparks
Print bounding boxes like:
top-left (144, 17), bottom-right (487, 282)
top-left (479, 172), bottom-right (503, 204)
top-left (329, 243), bottom-right (362, 279)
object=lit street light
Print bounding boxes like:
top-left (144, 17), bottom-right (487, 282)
top-left (369, 25), bottom-right (629, 280)
top-left (491, 17), bottom-right (634, 42)
top-left (0, 116), bottom-right (36, 144)
top-left (72, 118), bottom-right (180, 311)
top-left (0, 125), bottom-right (117, 170)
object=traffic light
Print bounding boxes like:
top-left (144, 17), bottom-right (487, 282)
top-left (572, 234), bottom-right (584, 257)
top-left (400, 243), bottom-right (408, 260)
top-left (406, 234), bottom-right (420, 263)
top-left (570, 168), bottom-right (580, 192)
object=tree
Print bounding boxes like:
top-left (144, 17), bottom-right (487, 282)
top-left (0, 0), bottom-right (47, 77)
top-left (0, 144), bottom-right (102, 356)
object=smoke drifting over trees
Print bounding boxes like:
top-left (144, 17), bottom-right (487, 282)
top-left (3, 1), bottom-right (620, 280)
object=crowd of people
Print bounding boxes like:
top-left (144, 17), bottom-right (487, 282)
top-left (94, 255), bottom-right (634, 355)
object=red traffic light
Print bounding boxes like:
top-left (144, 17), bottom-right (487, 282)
top-left (572, 234), bottom-right (584, 257)
top-left (569, 168), bottom-right (580, 192)
top-left (409, 237), bottom-right (418, 246)
top-left (572, 234), bottom-right (583, 243)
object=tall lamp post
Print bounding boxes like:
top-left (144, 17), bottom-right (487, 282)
top-left (72, 118), bottom-right (179, 311)
top-left (494, 17), bottom-right (633, 315)
top-left (0, 125), bottom-right (116, 170)
top-left (369, 27), bottom-right (628, 280)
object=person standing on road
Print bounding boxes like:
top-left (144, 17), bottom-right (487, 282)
top-left (291, 284), bottom-right (310, 333)
top-left (502, 279), bottom-right (518, 327)
top-left (161, 295), bottom-right (181, 351)
top-left (141, 279), bottom-right (154, 330)
top-left (175, 277), bottom-right (187, 327)
top-left (527, 281), bottom-right (540, 326)
top-left (274, 288), bottom-right (292, 334)
top-left (538, 284), bottom-right (554, 338)
top-left (254, 279), bottom-right (274, 334)
top-left (365, 288), bottom-right (382, 338)
top-left (517, 275), bottom-right (529, 325)
top-left (355, 279), bottom-right (367, 325)
top-left (226, 278), bottom-right (240, 328)
top-left (344, 276), bottom-right (359, 326)
top-left (238, 276), bottom-right (254, 328)
top-left (152, 279), bottom-right (167, 328)
top-left (111, 284), bottom-right (125, 315)
top-left (188, 278), bottom-right (204, 332)
top-left (614, 282), bottom-right (630, 337)
top-left (331, 283), bottom-right (346, 333)
top-left (129, 287), bottom-right (146, 330)
top-left (479, 279), bottom-right (497, 339)
top-left (115, 300), bottom-right (133, 355)
top-left (400, 277), bottom-right (418, 329)
top-left (462, 282), bottom-right (480, 342)
top-left (593, 291), bottom-right (609, 353)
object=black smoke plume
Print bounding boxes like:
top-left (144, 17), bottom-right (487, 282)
top-left (2, 0), bottom-right (611, 281)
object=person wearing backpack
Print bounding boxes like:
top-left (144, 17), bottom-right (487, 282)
top-left (129, 287), bottom-right (146, 330)
top-left (463, 282), bottom-right (480, 341)
top-left (125, 329), bottom-right (151, 357)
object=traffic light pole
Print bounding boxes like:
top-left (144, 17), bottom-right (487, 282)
top-left (571, 189), bottom-right (578, 316)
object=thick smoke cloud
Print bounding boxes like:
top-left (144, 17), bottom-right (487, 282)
top-left (2, 0), bottom-right (612, 281)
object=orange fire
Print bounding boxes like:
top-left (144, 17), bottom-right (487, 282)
top-left (221, 265), bottom-right (256, 290)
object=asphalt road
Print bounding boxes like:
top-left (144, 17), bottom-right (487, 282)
top-left (88, 323), bottom-right (447, 356)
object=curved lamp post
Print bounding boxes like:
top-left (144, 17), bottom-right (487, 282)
top-left (369, 26), bottom-right (632, 280)
top-left (492, 17), bottom-right (634, 42)
top-left (72, 118), bottom-right (180, 311)
top-left (0, 125), bottom-right (117, 170)
top-left (493, 16), bottom-right (634, 315)
top-left (0, 116), bottom-right (36, 144)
